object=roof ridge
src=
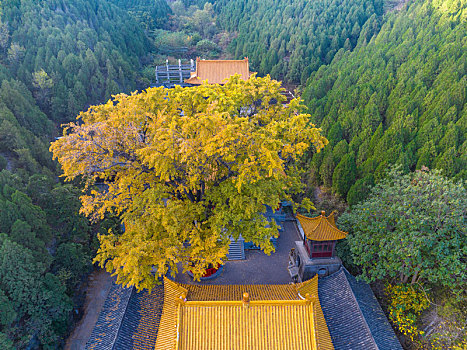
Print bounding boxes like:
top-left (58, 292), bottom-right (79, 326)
top-left (341, 268), bottom-right (379, 350)
top-left (184, 282), bottom-right (301, 287)
top-left (164, 276), bottom-right (188, 296)
top-left (327, 211), bottom-right (337, 227)
top-left (184, 299), bottom-right (309, 306)
top-left (110, 285), bottom-right (135, 350)
top-left (295, 275), bottom-right (319, 298)
top-left (196, 58), bottom-right (248, 62)
top-left (319, 216), bottom-right (347, 235)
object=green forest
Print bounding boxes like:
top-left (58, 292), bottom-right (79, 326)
top-left (0, 0), bottom-right (465, 348)
top-left (0, 0), bottom-right (170, 347)
top-left (215, 0), bottom-right (386, 84)
top-left (302, 0), bottom-right (466, 205)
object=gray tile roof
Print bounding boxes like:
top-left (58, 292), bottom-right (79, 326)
top-left (85, 280), bottom-right (133, 350)
top-left (318, 268), bottom-right (403, 350)
top-left (113, 285), bottom-right (164, 349)
top-left (86, 282), bottom-right (164, 350)
top-left (344, 269), bottom-right (403, 350)
top-left (318, 268), bottom-right (378, 349)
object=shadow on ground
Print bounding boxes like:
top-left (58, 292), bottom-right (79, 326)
top-left (174, 220), bottom-right (301, 285)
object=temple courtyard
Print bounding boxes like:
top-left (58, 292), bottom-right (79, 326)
top-left (173, 219), bottom-right (299, 285)
top-left (85, 212), bottom-right (402, 350)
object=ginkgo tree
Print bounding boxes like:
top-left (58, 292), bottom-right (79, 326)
top-left (50, 75), bottom-right (327, 290)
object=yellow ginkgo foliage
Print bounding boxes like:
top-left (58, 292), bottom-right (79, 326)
top-left (50, 75), bottom-right (327, 290)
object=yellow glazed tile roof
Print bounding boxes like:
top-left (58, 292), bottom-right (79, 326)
top-left (296, 211), bottom-right (347, 241)
top-left (311, 290), bottom-right (334, 350)
top-left (294, 278), bottom-right (333, 349)
top-left (155, 277), bottom-right (334, 350)
top-left (295, 274), bottom-right (319, 298)
top-left (182, 283), bottom-right (299, 301)
top-left (327, 211), bottom-right (336, 227)
top-left (179, 303), bottom-right (313, 350)
top-left (154, 279), bottom-right (187, 350)
top-left (185, 58), bottom-right (251, 85)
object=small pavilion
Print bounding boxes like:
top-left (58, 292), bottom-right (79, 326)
top-left (289, 211), bottom-right (347, 281)
top-left (296, 211), bottom-right (347, 259)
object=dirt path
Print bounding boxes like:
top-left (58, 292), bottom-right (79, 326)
top-left (65, 269), bottom-right (114, 350)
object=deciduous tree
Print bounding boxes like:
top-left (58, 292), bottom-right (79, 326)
top-left (51, 75), bottom-right (327, 289)
top-left (339, 167), bottom-right (466, 295)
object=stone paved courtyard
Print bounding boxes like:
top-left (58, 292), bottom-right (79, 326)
top-left (173, 219), bottom-right (301, 285)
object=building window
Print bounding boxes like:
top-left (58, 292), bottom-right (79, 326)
top-left (310, 241), bottom-right (334, 258)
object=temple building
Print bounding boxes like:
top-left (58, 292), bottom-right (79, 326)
top-left (85, 60), bottom-right (403, 350)
top-left (86, 269), bottom-right (402, 350)
top-left (155, 277), bottom-right (333, 350)
top-left (86, 210), bottom-right (403, 350)
top-left (289, 211), bottom-right (347, 281)
top-left (185, 57), bottom-right (252, 85)
top-left (154, 58), bottom-right (252, 87)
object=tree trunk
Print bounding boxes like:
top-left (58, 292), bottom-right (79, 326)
top-left (400, 271), bottom-right (409, 284)
top-left (410, 268), bottom-right (420, 284)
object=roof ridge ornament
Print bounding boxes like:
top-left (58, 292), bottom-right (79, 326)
top-left (243, 292), bottom-right (250, 308)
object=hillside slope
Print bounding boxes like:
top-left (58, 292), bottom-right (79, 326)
top-left (215, 0), bottom-right (385, 84)
top-left (1, 0), bottom-right (166, 123)
top-left (303, 0), bottom-right (466, 203)
top-left (0, 1), bottom-right (170, 348)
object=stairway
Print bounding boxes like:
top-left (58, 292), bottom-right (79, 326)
top-left (227, 236), bottom-right (245, 260)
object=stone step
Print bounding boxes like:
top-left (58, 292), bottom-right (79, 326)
top-left (227, 239), bottom-right (245, 260)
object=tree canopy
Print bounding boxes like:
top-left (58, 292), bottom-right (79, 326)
top-left (339, 167), bottom-right (466, 296)
top-left (303, 0), bottom-right (467, 201)
top-left (51, 75), bottom-right (327, 289)
top-left (215, 0), bottom-right (384, 83)
top-left (0, 0), bottom-right (172, 346)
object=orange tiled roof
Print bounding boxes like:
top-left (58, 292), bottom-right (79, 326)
top-left (296, 211), bottom-right (347, 241)
top-left (185, 58), bottom-right (252, 85)
top-left (155, 277), bottom-right (334, 350)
